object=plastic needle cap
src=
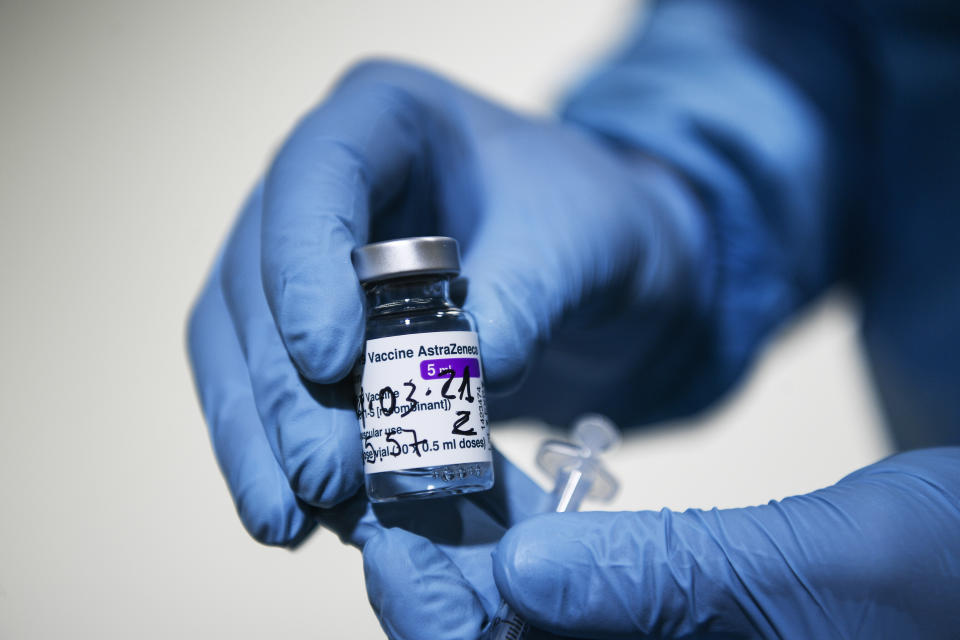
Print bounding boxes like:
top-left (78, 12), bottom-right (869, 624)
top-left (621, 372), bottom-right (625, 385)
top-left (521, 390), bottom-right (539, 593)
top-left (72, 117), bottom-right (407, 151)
top-left (536, 414), bottom-right (621, 511)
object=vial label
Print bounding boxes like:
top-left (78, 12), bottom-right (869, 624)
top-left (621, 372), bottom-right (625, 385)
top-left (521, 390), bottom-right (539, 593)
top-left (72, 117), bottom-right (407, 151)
top-left (356, 330), bottom-right (492, 474)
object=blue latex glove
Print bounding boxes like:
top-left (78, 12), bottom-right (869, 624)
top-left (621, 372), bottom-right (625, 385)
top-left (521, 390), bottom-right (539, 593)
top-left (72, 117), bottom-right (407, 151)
top-left (186, 59), bottom-right (709, 545)
top-left (367, 448), bottom-right (960, 638)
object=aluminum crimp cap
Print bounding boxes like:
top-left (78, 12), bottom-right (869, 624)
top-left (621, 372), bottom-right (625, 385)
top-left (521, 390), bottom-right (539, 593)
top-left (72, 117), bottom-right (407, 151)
top-left (351, 236), bottom-right (461, 284)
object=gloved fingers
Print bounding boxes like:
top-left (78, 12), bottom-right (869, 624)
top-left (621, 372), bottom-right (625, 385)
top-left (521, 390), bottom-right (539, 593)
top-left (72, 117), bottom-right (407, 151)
top-left (186, 260), bottom-right (316, 546)
top-left (386, 449), bottom-right (551, 616)
top-left (363, 527), bottom-right (489, 640)
top-left (461, 131), bottom-right (696, 393)
top-left (220, 184), bottom-right (362, 508)
top-left (363, 521), bottom-right (576, 640)
top-left (493, 509), bottom-right (768, 639)
top-left (492, 453), bottom-right (960, 640)
top-left (260, 60), bottom-right (461, 385)
top-left (317, 448), bottom-right (549, 637)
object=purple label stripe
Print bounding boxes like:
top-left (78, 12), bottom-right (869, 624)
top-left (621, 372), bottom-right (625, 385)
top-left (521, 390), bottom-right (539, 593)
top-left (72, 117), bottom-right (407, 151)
top-left (420, 357), bottom-right (480, 380)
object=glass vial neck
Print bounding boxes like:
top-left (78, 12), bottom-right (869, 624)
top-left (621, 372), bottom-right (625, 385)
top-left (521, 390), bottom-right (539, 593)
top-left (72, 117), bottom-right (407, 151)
top-left (364, 276), bottom-right (453, 317)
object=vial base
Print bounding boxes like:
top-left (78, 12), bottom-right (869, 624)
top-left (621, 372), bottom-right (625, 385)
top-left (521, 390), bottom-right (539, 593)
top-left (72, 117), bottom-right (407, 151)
top-left (365, 461), bottom-right (494, 503)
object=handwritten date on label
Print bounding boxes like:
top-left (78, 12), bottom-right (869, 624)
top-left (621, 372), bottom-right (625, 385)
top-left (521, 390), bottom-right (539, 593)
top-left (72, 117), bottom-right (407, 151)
top-left (357, 331), bottom-right (490, 473)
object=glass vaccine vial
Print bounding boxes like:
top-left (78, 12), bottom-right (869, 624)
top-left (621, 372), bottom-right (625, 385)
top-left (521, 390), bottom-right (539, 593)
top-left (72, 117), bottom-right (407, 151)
top-left (351, 236), bottom-right (494, 502)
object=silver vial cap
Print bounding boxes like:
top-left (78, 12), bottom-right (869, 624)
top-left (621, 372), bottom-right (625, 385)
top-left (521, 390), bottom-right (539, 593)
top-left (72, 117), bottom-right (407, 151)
top-left (351, 236), bottom-right (461, 284)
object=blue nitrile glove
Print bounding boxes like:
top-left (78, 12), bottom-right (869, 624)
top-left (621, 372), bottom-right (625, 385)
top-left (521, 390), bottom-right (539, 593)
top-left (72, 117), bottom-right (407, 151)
top-left (189, 242), bottom-right (554, 638)
top-left (186, 59), bottom-right (710, 545)
top-left (366, 448), bottom-right (960, 639)
top-left (347, 456), bottom-right (555, 640)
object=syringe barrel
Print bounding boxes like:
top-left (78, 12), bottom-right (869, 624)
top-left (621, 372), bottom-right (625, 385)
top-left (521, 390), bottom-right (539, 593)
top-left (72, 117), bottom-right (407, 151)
top-left (549, 457), bottom-right (601, 513)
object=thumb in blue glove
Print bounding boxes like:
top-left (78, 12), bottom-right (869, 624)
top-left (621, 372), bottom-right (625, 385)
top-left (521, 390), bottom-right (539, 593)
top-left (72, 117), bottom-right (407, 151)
top-left (492, 448), bottom-right (960, 638)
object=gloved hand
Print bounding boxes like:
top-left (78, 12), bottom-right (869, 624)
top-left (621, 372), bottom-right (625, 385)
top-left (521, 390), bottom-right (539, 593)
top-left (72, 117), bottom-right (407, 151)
top-left (186, 59), bottom-right (709, 546)
top-left (349, 452), bottom-right (552, 640)
top-left (369, 448), bottom-right (960, 639)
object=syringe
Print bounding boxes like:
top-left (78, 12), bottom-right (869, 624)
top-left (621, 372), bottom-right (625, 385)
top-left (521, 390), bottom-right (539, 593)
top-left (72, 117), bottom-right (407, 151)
top-left (484, 415), bottom-right (621, 640)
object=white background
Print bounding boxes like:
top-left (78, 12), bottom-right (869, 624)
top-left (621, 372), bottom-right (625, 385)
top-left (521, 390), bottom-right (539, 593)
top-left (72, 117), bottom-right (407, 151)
top-left (0, 1), bottom-right (892, 638)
